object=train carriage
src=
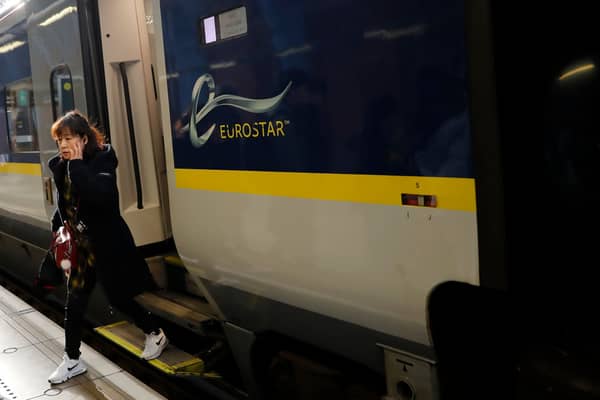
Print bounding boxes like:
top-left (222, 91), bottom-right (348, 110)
top-left (0, 1), bottom-right (486, 398)
top-left (2, 1), bottom-right (600, 399)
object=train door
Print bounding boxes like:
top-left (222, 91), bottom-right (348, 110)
top-left (0, 1), bottom-right (52, 286)
top-left (93, 0), bottom-right (171, 245)
top-left (27, 0), bottom-right (91, 223)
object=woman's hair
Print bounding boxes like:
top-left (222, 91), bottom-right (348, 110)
top-left (51, 110), bottom-right (105, 159)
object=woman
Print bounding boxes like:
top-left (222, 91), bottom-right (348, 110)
top-left (47, 110), bottom-right (168, 384)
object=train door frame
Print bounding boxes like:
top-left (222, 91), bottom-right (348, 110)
top-left (94, 0), bottom-right (171, 246)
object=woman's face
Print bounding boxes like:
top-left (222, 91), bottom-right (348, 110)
top-left (56, 131), bottom-right (87, 160)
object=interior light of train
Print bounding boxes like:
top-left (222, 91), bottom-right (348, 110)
top-left (203, 16), bottom-right (217, 43)
top-left (39, 6), bottom-right (77, 27)
top-left (0, 39), bottom-right (24, 54)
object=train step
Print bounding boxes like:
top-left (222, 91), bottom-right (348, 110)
top-left (94, 320), bottom-right (204, 376)
top-left (135, 290), bottom-right (218, 335)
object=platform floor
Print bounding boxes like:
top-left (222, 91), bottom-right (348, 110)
top-left (0, 284), bottom-right (166, 400)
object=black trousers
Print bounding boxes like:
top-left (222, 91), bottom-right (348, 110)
top-left (64, 267), bottom-right (158, 360)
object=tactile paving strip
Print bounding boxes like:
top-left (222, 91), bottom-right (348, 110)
top-left (0, 376), bottom-right (18, 399)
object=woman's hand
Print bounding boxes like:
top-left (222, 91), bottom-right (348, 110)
top-left (71, 140), bottom-right (84, 160)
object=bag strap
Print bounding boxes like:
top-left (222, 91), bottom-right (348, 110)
top-left (56, 182), bottom-right (79, 227)
top-left (57, 203), bottom-right (65, 226)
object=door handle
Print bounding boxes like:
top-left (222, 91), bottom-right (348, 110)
top-left (43, 177), bottom-right (54, 206)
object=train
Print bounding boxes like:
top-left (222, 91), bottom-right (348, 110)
top-left (1, 0), bottom-right (600, 399)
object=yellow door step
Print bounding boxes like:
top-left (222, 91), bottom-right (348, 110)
top-left (95, 321), bottom-right (204, 376)
top-left (164, 255), bottom-right (185, 268)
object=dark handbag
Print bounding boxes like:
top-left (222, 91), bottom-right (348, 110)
top-left (33, 250), bottom-right (64, 296)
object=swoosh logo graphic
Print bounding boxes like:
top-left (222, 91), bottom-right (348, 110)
top-left (184, 73), bottom-right (292, 147)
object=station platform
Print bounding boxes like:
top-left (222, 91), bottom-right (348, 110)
top-left (0, 284), bottom-right (166, 400)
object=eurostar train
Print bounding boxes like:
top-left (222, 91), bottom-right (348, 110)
top-left (2, 0), bottom-right (600, 399)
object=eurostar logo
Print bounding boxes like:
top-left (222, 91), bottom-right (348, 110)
top-left (184, 73), bottom-right (292, 147)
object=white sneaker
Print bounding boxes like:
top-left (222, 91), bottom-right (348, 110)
top-left (140, 328), bottom-right (168, 360)
top-left (48, 354), bottom-right (87, 384)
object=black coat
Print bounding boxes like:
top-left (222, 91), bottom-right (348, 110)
top-left (49, 145), bottom-right (155, 303)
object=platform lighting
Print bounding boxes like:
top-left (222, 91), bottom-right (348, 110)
top-left (0, 0), bottom-right (24, 23)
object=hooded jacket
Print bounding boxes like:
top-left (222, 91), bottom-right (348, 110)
top-left (49, 145), bottom-right (155, 302)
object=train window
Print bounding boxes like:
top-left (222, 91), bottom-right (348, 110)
top-left (199, 6), bottom-right (247, 45)
top-left (50, 65), bottom-right (75, 121)
top-left (4, 78), bottom-right (39, 153)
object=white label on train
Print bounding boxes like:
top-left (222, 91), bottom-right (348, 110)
top-left (219, 7), bottom-right (247, 40)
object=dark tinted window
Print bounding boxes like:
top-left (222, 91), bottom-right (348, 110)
top-left (50, 64), bottom-right (75, 120)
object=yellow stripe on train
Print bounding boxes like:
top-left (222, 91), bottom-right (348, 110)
top-left (174, 169), bottom-right (476, 212)
top-left (0, 162), bottom-right (41, 176)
